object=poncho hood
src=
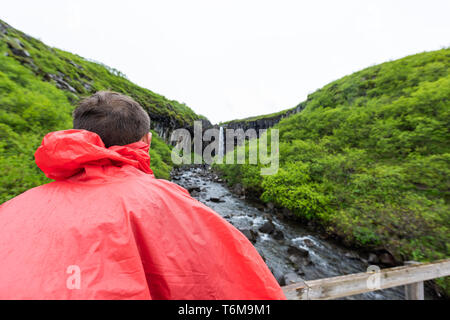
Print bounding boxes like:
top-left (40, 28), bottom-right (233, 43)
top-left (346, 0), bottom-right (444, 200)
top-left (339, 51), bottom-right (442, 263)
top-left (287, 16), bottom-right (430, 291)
top-left (35, 129), bottom-right (153, 180)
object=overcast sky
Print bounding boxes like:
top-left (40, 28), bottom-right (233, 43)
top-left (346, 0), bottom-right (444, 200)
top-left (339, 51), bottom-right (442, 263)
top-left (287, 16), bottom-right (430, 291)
top-left (2, 1), bottom-right (449, 123)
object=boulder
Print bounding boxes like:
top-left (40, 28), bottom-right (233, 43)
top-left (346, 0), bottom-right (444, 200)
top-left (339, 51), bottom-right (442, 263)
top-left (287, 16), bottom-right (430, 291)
top-left (287, 245), bottom-right (309, 257)
top-left (272, 230), bottom-right (284, 240)
top-left (10, 46), bottom-right (30, 58)
top-left (259, 221), bottom-right (275, 234)
top-left (44, 73), bottom-right (77, 93)
top-left (287, 246), bottom-right (312, 266)
top-left (187, 185), bottom-right (201, 193)
top-left (303, 238), bottom-right (315, 247)
top-left (209, 197), bottom-right (224, 203)
top-left (239, 229), bottom-right (258, 244)
top-left (379, 252), bottom-right (397, 267)
top-left (288, 254), bottom-right (312, 267)
top-left (6, 38), bottom-right (31, 58)
top-left (190, 190), bottom-right (199, 197)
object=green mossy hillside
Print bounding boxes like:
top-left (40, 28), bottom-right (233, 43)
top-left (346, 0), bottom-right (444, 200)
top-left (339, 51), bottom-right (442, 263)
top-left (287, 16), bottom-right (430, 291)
top-left (215, 48), bottom-right (450, 293)
top-left (0, 19), bottom-right (202, 202)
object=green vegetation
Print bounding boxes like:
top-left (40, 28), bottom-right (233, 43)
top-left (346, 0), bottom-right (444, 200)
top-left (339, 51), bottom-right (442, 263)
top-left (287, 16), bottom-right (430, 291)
top-left (220, 106), bottom-right (298, 125)
top-left (0, 19), bottom-right (200, 203)
top-left (149, 130), bottom-right (173, 180)
top-left (215, 49), bottom-right (450, 294)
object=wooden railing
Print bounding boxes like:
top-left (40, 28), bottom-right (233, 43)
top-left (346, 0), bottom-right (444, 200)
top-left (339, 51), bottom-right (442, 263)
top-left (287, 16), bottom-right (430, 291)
top-left (282, 258), bottom-right (450, 300)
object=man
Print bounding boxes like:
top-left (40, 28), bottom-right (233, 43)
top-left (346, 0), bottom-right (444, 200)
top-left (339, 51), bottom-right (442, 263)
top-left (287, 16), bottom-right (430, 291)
top-left (0, 91), bottom-right (285, 300)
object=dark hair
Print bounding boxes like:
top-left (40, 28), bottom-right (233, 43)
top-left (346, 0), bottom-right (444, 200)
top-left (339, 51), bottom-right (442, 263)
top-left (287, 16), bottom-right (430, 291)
top-left (73, 91), bottom-right (150, 148)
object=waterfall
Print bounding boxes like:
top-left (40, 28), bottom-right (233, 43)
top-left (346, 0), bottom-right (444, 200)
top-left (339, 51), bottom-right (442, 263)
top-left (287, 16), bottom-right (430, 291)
top-left (218, 126), bottom-right (225, 159)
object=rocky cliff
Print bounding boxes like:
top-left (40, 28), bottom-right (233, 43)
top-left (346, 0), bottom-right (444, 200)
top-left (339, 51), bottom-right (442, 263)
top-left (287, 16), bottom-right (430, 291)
top-left (0, 19), bottom-right (210, 143)
top-left (222, 102), bottom-right (305, 136)
top-left (217, 102), bottom-right (305, 151)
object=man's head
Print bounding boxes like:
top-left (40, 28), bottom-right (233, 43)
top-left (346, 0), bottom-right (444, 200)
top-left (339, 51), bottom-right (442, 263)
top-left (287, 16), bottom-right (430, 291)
top-left (73, 91), bottom-right (151, 148)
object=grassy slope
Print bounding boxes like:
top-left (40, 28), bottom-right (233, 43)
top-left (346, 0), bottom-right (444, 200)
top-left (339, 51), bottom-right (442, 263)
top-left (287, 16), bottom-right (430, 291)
top-left (215, 48), bottom-right (450, 292)
top-left (220, 106), bottom-right (298, 125)
top-left (0, 19), bottom-right (201, 202)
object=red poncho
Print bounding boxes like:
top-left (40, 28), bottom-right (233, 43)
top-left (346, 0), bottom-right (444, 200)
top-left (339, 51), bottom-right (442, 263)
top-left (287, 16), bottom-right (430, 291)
top-left (0, 129), bottom-right (285, 300)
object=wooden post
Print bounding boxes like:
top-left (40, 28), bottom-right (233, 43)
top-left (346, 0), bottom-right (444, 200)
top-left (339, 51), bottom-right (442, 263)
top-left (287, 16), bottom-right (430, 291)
top-left (404, 261), bottom-right (424, 300)
top-left (405, 281), bottom-right (424, 300)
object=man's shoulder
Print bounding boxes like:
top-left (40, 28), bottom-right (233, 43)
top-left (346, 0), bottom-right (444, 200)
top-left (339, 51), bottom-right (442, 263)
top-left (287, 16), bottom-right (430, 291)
top-left (134, 175), bottom-right (192, 203)
top-left (147, 178), bottom-right (190, 195)
top-left (0, 181), bottom-right (57, 209)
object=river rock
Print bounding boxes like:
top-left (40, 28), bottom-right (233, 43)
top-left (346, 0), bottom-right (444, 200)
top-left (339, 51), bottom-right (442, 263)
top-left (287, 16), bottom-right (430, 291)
top-left (287, 246), bottom-right (312, 266)
top-left (209, 197), bottom-right (225, 203)
top-left (288, 254), bottom-right (312, 267)
top-left (283, 272), bottom-right (304, 285)
top-left (239, 229), bottom-right (258, 244)
top-left (378, 252), bottom-right (397, 267)
top-left (190, 190), bottom-right (199, 197)
top-left (187, 185), bottom-right (201, 193)
top-left (272, 230), bottom-right (284, 240)
top-left (287, 245), bottom-right (309, 257)
top-left (259, 221), bottom-right (275, 234)
top-left (303, 238), bottom-right (315, 247)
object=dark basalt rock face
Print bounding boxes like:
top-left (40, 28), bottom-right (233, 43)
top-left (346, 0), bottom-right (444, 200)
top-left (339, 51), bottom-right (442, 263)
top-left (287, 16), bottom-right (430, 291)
top-left (153, 116), bottom-right (212, 146)
top-left (218, 103), bottom-right (305, 149)
top-left (223, 102), bottom-right (305, 136)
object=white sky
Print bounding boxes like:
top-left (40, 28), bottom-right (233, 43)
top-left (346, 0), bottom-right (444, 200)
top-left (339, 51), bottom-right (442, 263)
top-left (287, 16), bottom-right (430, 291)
top-left (2, 0), bottom-right (449, 124)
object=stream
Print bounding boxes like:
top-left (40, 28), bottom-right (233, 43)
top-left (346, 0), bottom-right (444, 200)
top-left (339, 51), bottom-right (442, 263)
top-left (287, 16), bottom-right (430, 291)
top-left (172, 166), bottom-right (409, 300)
